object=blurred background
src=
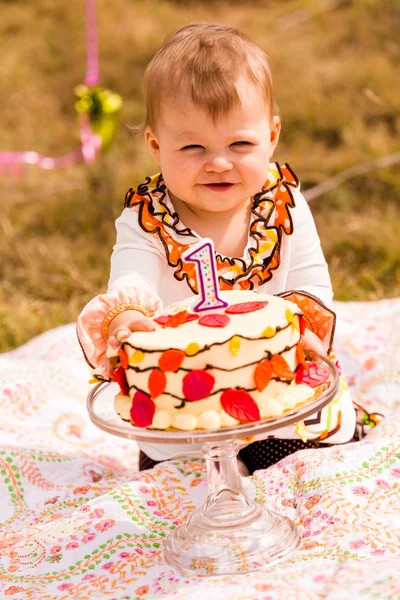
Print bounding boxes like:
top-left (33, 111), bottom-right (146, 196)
top-left (1, 0), bottom-right (399, 352)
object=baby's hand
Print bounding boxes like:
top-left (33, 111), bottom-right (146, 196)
top-left (301, 328), bottom-right (325, 357)
top-left (105, 309), bottom-right (155, 378)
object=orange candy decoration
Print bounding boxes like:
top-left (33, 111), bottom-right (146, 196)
top-left (148, 368), bottom-right (167, 398)
top-left (270, 355), bottom-right (295, 380)
top-left (118, 348), bottom-right (129, 370)
top-left (168, 310), bottom-right (189, 328)
top-left (158, 349), bottom-right (185, 372)
top-left (253, 355), bottom-right (296, 388)
top-left (254, 359), bottom-right (273, 392)
top-left (296, 342), bottom-right (310, 372)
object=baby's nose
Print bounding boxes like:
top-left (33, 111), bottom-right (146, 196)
top-left (204, 154), bottom-right (233, 172)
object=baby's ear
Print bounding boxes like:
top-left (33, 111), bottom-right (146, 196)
top-left (270, 115), bottom-right (281, 150)
top-left (144, 126), bottom-right (161, 164)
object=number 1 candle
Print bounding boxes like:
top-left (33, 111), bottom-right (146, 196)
top-left (182, 238), bottom-right (228, 312)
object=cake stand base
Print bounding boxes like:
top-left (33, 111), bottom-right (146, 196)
top-left (164, 439), bottom-right (300, 577)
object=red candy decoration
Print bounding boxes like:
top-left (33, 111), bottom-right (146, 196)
top-left (198, 313), bottom-right (230, 328)
top-left (112, 366), bottom-right (129, 396)
top-left (158, 349), bottom-right (185, 372)
top-left (299, 316), bottom-right (308, 335)
top-left (184, 313), bottom-right (199, 323)
top-left (148, 368), bottom-right (167, 398)
top-left (225, 301), bottom-right (269, 314)
top-left (221, 389), bottom-right (261, 423)
top-left (130, 390), bottom-right (156, 427)
top-left (154, 315), bottom-right (170, 326)
top-left (118, 348), bottom-right (129, 370)
top-left (182, 370), bottom-right (215, 401)
top-left (154, 311), bottom-right (199, 328)
top-left (295, 363), bottom-right (330, 387)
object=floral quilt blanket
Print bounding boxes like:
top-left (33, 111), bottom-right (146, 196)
top-left (1, 298), bottom-right (400, 600)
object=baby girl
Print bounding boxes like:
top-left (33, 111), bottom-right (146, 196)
top-left (78, 22), bottom-right (355, 473)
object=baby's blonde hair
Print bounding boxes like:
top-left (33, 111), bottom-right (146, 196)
top-left (131, 22), bottom-right (277, 136)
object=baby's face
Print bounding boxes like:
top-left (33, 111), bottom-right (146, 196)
top-left (145, 78), bottom-right (280, 214)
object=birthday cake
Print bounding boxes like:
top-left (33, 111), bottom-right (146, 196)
top-left (112, 290), bottom-right (329, 431)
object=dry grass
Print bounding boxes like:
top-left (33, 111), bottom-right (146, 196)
top-left (1, 0), bottom-right (400, 351)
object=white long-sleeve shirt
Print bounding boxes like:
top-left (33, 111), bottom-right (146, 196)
top-left (78, 163), bottom-right (355, 460)
top-left (109, 185), bottom-right (333, 309)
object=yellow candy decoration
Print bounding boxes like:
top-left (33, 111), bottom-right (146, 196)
top-left (129, 350), bottom-right (144, 364)
top-left (186, 342), bottom-right (201, 356)
top-left (295, 421), bottom-right (309, 443)
top-left (285, 309), bottom-right (300, 332)
top-left (263, 326), bottom-right (276, 338)
top-left (229, 336), bottom-right (241, 356)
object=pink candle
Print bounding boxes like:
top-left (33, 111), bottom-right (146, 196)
top-left (183, 239), bottom-right (228, 312)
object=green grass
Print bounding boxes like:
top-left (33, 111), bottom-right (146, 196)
top-left (1, 0), bottom-right (399, 351)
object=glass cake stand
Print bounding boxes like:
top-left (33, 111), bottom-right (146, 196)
top-left (87, 355), bottom-right (338, 577)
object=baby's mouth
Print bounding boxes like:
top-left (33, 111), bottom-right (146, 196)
top-left (203, 183), bottom-right (235, 192)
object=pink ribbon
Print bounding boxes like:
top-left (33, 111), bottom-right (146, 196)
top-left (84, 0), bottom-right (99, 87)
top-left (0, 0), bottom-right (101, 174)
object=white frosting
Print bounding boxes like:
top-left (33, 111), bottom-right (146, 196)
top-left (126, 291), bottom-right (301, 351)
top-left (197, 410), bottom-right (221, 430)
top-left (114, 290), bottom-right (317, 431)
top-left (114, 393), bottom-right (131, 420)
top-left (172, 413), bottom-right (197, 431)
top-left (220, 410), bottom-right (240, 427)
top-left (151, 410), bottom-right (172, 430)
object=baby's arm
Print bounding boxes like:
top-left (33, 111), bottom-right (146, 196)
top-left (278, 188), bottom-right (335, 354)
top-left (77, 208), bottom-right (167, 369)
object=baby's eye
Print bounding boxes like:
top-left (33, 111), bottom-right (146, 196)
top-left (231, 141), bottom-right (252, 147)
top-left (181, 145), bottom-right (204, 151)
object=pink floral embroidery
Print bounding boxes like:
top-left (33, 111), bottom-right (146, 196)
top-left (391, 467), bottom-right (400, 478)
top-left (95, 519), bottom-right (115, 532)
top-left (102, 561), bottom-right (114, 570)
top-left (352, 485), bottom-right (370, 496)
top-left (376, 479), bottom-right (390, 490)
top-left (349, 539), bottom-right (366, 550)
top-left (57, 583), bottom-right (74, 591)
top-left (371, 548), bottom-right (386, 556)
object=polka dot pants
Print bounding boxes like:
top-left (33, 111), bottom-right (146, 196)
top-left (238, 438), bottom-right (329, 473)
top-left (139, 438), bottom-right (330, 474)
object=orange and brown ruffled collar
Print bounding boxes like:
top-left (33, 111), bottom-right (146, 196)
top-left (124, 162), bottom-right (299, 293)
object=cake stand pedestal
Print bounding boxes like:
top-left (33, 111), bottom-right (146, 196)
top-left (87, 355), bottom-right (338, 577)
